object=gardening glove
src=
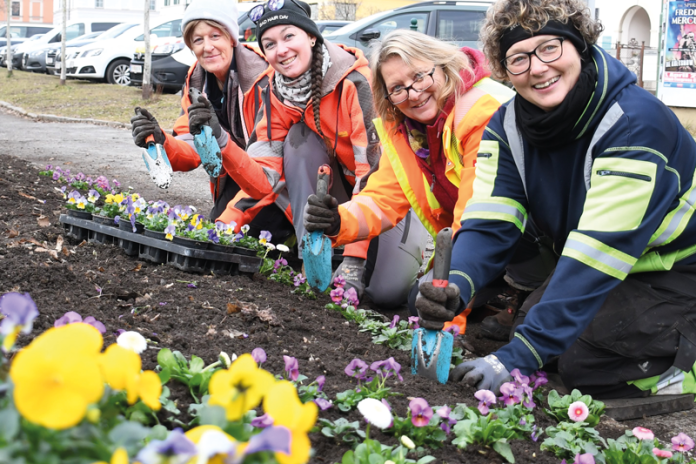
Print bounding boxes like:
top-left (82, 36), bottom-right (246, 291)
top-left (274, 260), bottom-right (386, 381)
top-left (451, 354), bottom-right (512, 394)
top-left (333, 256), bottom-right (366, 299)
top-left (187, 95), bottom-right (229, 148)
top-left (131, 107), bottom-right (165, 148)
top-left (304, 193), bottom-right (341, 236)
top-left (415, 281), bottom-right (461, 331)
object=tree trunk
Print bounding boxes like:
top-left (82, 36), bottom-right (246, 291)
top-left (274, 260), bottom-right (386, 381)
top-left (6, 0), bottom-right (12, 77)
top-left (59, 0), bottom-right (67, 85)
top-left (142, 0), bottom-right (152, 100)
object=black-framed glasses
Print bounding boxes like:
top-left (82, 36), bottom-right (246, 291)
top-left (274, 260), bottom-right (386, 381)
top-left (502, 37), bottom-right (565, 75)
top-left (249, 0), bottom-right (307, 24)
top-left (386, 67), bottom-right (436, 105)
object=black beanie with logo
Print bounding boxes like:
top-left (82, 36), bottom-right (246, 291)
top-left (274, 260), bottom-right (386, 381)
top-left (256, 0), bottom-right (322, 51)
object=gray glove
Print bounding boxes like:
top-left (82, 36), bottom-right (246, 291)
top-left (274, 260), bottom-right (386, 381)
top-left (415, 281), bottom-right (461, 330)
top-left (131, 107), bottom-right (165, 148)
top-left (187, 95), bottom-right (228, 147)
top-left (333, 256), bottom-right (366, 299)
top-left (451, 354), bottom-right (512, 394)
top-left (304, 193), bottom-right (340, 236)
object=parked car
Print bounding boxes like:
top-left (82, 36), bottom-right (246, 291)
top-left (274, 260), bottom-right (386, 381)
top-left (66, 19), bottom-right (182, 86)
top-left (0, 34), bottom-right (46, 67)
top-left (4, 21), bottom-right (121, 70)
top-left (26, 31), bottom-right (105, 74)
top-left (45, 31), bottom-right (105, 75)
top-left (0, 24), bottom-right (53, 48)
top-left (316, 20), bottom-right (351, 34)
top-left (324, 0), bottom-right (492, 54)
top-left (129, 3), bottom-right (264, 91)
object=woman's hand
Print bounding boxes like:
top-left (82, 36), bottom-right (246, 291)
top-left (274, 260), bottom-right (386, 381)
top-left (131, 108), bottom-right (165, 147)
top-left (304, 193), bottom-right (340, 236)
top-left (187, 95), bottom-right (228, 147)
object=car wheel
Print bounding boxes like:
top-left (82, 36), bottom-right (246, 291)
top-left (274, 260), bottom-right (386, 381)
top-left (106, 59), bottom-right (131, 86)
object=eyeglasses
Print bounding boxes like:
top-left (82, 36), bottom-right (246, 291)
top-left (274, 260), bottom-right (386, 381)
top-left (502, 37), bottom-right (565, 75)
top-left (249, 0), bottom-right (307, 24)
top-left (386, 67), bottom-right (436, 105)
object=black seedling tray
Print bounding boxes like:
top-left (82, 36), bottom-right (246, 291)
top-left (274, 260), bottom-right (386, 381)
top-left (60, 215), bottom-right (263, 275)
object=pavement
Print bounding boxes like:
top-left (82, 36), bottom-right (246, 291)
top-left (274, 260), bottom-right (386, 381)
top-left (1, 107), bottom-right (696, 442)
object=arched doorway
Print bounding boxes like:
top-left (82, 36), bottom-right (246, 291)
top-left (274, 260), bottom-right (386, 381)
top-left (621, 5), bottom-right (651, 47)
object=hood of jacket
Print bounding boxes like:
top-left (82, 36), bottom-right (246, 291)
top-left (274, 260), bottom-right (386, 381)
top-left (459, 46), bottom-right (491, 91)
top-left (320, 42), bottom-right (369, 97)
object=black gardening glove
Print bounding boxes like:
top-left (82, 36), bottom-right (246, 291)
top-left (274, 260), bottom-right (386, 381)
top-left (304, 193), bottom-right (341, 236)
top-left (415, 281), bottom-right (461, 331)
top-left (450, 354), bottom-right (512, 394)
top-left (187, 95), bottom-right (228, 147)
top-left (131, 107), bottom-right (165, 148)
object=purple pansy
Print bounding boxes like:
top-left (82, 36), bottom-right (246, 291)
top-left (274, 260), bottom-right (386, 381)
top-left (251, 347), bottom-right (267, 365)
top-left (409, 398), bottom-right (433, 427)
top-left (407, 316), bottom-right (420, 329)
top-left (389, 315), bottom-right (400, 329)
top-left (54, 311), bottom-right (106, 334)
top-left (283, 355), bottom-right (299, 381)
top-left (333, 275), bottom-right (346, 288)
top-left (475, 389), bottom-right (497, 415)
top-left (345, 358), bottom-right (369, 380)
top-left (314, 398), bottom-right (333, 410)
top-left (135, 428), bottom-right (197, 464)
top-left (251, 413), bottom-right (275, 429)
top-left (294, 274), bottom-right (306, 287)
top-left (499, 382), bottom-right (523, 406)
top-left (330, 287), bottom-right (344, 304)
top-left (315, 375), bottom-right (325, 392)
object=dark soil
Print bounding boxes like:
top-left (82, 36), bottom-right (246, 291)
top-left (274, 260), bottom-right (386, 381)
top-left (0, 154), bottom-right (627, 463)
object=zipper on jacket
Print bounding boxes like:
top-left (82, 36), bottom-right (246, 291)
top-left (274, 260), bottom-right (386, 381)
top-left (430, 174), bottom-right (436, 192)
top-left (596, 170), bottom-right (652, 182)
top-left (478, 153), bottom-right (493, 158)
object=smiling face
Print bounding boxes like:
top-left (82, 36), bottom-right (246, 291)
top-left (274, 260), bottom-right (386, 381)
top-left (261, 25), bottom-right (315, 79)
top-left (190, 22), bottom-right (235, 82)
top-left (505, 34), bottom-right (582, 112)
top-left (381, 56), bottom-right (446, 126)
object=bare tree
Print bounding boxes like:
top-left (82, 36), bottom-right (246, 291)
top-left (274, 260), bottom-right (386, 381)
top-left (1, 0), bottom-right (13, 76)
top-left (59, 0), bottom-right (67, 85)
top-left (319, 0), bottom-right (360, 21)
top-left (142, 0), bottom-right (152, 100)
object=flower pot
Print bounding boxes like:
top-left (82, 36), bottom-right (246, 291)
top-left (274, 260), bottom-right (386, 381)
top-left (173, 236), bottom-right (209, 250)
top-left (209, 243), bottom-right (236, 254)
top-left (234, 245), bottom-right (257, 256)
top-left (66, 209), bottom-right (93, 220)
top-left (119, 219), bottom-right (145, 234)
top-left (92, 214), bottom-right (118, 227)
top-left (144, 229), bottom-right (166, 240)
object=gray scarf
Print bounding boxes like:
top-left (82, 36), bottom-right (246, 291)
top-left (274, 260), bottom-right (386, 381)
top-left (274, 44), bottom-right (331, 107)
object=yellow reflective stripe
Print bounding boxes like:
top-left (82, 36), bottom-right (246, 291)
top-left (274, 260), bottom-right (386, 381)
top-left (461, 197), bottom-right (527, 232)
top-left (473, 78), bottom-right (516, 104)
top-left (472, 140), bottom-right (500, 198)
top-left (450, 270), bottom-right (475, 300)
top-left (604, 146), bottom-right (681, 190)
top-left (562, 231), bottom-right (637, 280)
top-left (422, 173), bottom-right (441, 211)
top-left (633, 242), bottom-right (696, 273)
top-left (374, 118), bottom-right (438, 239)
top-left (484, 127), bottom-right (510, 149)
top-left (514, 333), bottom-right (543, 369)
top-left (649, 168), bottom-right (696, 247)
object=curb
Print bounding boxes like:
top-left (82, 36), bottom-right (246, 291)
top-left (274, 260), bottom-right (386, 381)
top-left (0, 99), bottom-right (133, 130)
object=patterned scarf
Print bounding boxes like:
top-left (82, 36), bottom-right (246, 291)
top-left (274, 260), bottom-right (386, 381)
top-left (404, 118), bottom-right (430, 159)
top-left (274, 44), bottom-right (331, 106)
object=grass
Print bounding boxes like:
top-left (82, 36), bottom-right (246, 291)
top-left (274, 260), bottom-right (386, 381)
top-left (0, 70), bottom-right (183, 128)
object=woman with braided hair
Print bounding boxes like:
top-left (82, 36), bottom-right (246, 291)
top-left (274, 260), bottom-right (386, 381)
top-left (191, 0), bottom-right (429, 306)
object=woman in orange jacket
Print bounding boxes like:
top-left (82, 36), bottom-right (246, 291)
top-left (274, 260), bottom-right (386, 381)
top-left (305, 30), bottom-right (551, 321)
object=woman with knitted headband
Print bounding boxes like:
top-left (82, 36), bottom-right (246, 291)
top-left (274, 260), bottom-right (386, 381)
top-left (130, 0), bottom-right (291, 237)
top-left (416, 0), bottom-right (696, 399)
top-left (304, 29), bottom-right (554, 318)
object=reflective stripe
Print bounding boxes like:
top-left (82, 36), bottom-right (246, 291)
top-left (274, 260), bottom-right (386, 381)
top-left (450, 270), bottom-right (475, 300)
top-left (247, 140), bottom-right (283, 159)
top-left (576, 47), bottom-right (608, 139)
top-left (461, 198), bottom-right (527, 232)
top-left (342, 200), bottom-right (374, 240)
top-left (472, 140), bottom-right (499, 198)
top-left (649, 182), bottom-right (696, 247)
top-left (262, 167), bottom-right (281, 187)
top-left (503, 102), bottom-right (528, 198)
top-left (562, 231), bottom-right (637, 280)
top-left (352, 144), bottom-right (368, 165)
top-left (583, 102), bottom-right (624, 190)
top-left (514, 333), bottom-right (543, 369)
top-left (275, 186), bottom-right (290, 211)
top-left (475, 78), bottom-right (516, 104)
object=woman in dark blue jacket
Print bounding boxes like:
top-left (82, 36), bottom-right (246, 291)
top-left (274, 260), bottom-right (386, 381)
top-left (416, 0), bottom-right (696, 399)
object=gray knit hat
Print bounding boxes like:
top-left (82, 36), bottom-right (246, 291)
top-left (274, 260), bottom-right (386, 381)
top-left (182, 0), bottom-right (240, 46)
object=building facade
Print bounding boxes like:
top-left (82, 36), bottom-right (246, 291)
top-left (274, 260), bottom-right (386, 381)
top-left (1, 0), bottom-right (55, 25)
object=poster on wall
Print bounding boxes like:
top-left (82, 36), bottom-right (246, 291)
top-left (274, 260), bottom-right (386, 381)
top-left (659, 0), bottom-right (696, 106)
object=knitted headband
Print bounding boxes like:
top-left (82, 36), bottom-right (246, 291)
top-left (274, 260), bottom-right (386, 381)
top-left (500, 19), bottom-right (587, 60)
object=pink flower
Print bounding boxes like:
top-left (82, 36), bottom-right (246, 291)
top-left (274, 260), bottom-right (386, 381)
top-left (389, 315), bottom-right (400, 328)
top-left (568, 401), bottom-right (589, 422)
top-left (511, 368), bottom-right (530, 387)
top-left (409, 398), bottom-right (433, 427)
top-left (499, 382), bottom-right (522, 406)
top-left (283, 355), bottom-right (299, 381)
top-left (407, 316), bottom-right (420, 329)
top-left (344, 287), bottom-right (359, 306)
top-left (672, 433), bottom-right (695, 452)
top-left (251, 347), bottom-right (267, 364)
top-left (333, 275), bottom-right (346, 288)
top-left (633, 427), bottom-right (655, 441)
top-left (314, 398), bottom-right (333, 411)
top-left (443, 324), bottom-right (460, 336)
top-left (330, 287), bottom-right (344, 304)
top-left (345, 358), bottom-right (369, 380)
top-left (475, 389), bottom-right (496, 415)
top-left (653, 448), bottom-right (673, 458)
top-left (574, 453), bottom-right (595, 464)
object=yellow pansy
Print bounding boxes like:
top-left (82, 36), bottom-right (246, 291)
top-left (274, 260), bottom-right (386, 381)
top-left (68, 197), bottom-right (77, 204)
top-left (100, 344), bottom-right (161, 410)
top-left (10, 324), bottom-right (104, 430)
top-left (264, 381), bottom-right (318, 464)
top-left (208, 354), bottom-right (275, 421)
top-left (113, 193), bottom-right (124, 204)
top-left (105, 194), bottom-right (115, 204)
top-left (91, 447), bottom-right (129, 464)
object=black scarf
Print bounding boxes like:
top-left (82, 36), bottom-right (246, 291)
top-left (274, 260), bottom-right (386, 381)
top-left (514, 56), bottom-right (597, 149)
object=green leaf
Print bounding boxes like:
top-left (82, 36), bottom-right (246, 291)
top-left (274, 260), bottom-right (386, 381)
top-left (417, 457), bottom-right (437, 464)
top-left (342, 450), bottom-right (356, 464)
top-left (493, 441), bottom-right (515, 463)
top-left (157, 348), bottom-right (177, 370)
top-left (190, 373), bottom-right (203, 387)
top-left (198, 405), bottom-right (227, 428)
top-left (0, 407), bottom-right (20, 442)
top-left (173, 351), bottom-right (189, 368)
top-left (158, 366), bottom-right (172, 384)
top-left (148, 424), bottom-right (169, 441)
top-left (189, 355), bottom-right (205, 373)
top-left (368, 455), bottom-right (384, 464)
top-left (108, 421), bottom-right (150, 446)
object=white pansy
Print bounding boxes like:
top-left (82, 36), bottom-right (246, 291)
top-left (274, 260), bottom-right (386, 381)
top-left (116, 331), bottom-right (148, 354)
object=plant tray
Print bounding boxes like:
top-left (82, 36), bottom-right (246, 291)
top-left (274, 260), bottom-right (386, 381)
top-left (59, 215), bottom-right (262, 275)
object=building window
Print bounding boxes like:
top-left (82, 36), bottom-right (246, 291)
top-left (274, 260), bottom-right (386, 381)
top-left (95, 0), bottom-right (104, 7)
top-left (11, 0), bottom-right (21, 17)
top-left (150, 0), bottom-right (156, 10)
top-left (164, 0), bottom-right (170, 6)
top-left (173, 0), bottom-right (180, 5)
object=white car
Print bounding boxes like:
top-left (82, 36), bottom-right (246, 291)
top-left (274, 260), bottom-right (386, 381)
top-left (66, 18), bottom-right (183, 86)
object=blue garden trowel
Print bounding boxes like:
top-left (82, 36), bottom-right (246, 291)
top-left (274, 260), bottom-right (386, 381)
top-left (189, 87), bottom-right (222, 178)
top-left (411, 227), bottom-right (455, 384)
top-left (303, 165), bottom-right (333, 292)
top-left (137, 108), bottom-right (173, 189)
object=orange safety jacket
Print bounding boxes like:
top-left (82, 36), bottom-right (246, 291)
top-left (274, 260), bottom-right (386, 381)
top-left (332, 72), bottom-right (514, 331)
top-left (215, 42), bottom-right (381, 258)
top-left (161, 42), bottom-right (273, 218)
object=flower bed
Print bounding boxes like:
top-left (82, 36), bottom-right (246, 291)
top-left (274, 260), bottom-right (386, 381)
top-left (1, 154), bottom-right (695, 463)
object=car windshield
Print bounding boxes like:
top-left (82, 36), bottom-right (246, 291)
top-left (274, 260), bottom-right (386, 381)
top-left (99, 23), bottom-right (139, 40)
top-left (323, 10), bottom-right (393, 37)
